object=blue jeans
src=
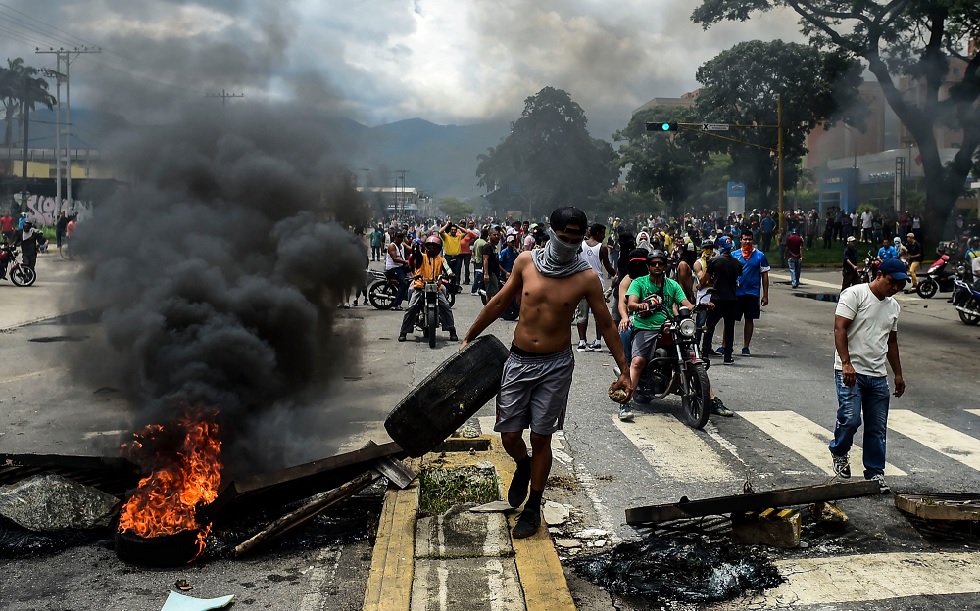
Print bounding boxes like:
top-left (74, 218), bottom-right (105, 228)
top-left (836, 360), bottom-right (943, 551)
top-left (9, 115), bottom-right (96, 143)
top-left (471, 266), bottom-right (483, 293)
top-left (788, 258), bottom-right (801, 287)
top-left (829, 371), bottom-right (890, 479)
top-left (386, 267), bottom-right (409, 308)
top-left (619, 326), bottom-right (634, 362)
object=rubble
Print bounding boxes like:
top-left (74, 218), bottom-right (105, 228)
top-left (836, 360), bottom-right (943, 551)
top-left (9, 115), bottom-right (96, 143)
top-left (0, 474), bottom-right (119, 531)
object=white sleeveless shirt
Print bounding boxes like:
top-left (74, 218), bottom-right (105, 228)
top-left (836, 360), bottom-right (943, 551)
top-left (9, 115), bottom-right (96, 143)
top-left (385, 243), bottom-right (406, 271)
top-left (579, 241), bottom-right (606, 290)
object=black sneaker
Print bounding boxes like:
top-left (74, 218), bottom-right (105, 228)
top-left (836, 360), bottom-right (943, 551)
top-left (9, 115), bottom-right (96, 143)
top-left (397, 334), bottom-right (407, 342)
top-left (508, 458), bottom-right (531, 507)
top-left (832, 453), bottom-right (851, 479)
top-left (723, 356), bottom-right (734, 365)
top-left (711, 397), bottom-right (734, 417)
top-left (512, 508), bottom-right (541, 539)
top-left (449, 331), bottom-right (459, 342)
top-left (869, 473), bottom-right (890, 493)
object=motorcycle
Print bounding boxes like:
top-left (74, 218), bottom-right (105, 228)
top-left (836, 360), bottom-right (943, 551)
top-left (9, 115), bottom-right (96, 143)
top-left (633, 303), bottom-right (712, 429)
top-left (367, 269), bottom-right (455, 309)
top-left (951, 274), bottom-right (980, 326)
top-left (916, 252), bottom-right (956, 299)
top-left (414, 273), bottom-right (452, 349)
top-left (0, 245), bottom-right (37, 287)
top-left (857, 251), bottom-right (878, 285)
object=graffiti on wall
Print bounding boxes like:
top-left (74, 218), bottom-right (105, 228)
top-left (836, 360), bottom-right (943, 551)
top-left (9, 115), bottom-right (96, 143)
top-left (13, 195), bottom-right (93, 226)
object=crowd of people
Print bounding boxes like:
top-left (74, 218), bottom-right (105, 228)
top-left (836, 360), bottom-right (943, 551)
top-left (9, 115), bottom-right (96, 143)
top-left (353, 205), bottom-right (980, 539)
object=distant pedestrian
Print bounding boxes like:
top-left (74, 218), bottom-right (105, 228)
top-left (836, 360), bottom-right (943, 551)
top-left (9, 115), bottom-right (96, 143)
top-left (733, 231), bottom-right (770, 356)
top-left (829, 258), bottom-right (907, 493)
top-left (702, 236), bottom-right (741, 365)
top-left (1, 211), bottom-right (15, 245)
top-left (905, 233), bottom-right (922, 291)
top-left (370, 224), bottom-right (385, 261)
top-left (786, 229), bottom-right (804, 288)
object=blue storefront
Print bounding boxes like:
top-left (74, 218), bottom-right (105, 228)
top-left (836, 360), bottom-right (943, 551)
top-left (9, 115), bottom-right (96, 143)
top-left (816, 167), bottom-right (859, 213)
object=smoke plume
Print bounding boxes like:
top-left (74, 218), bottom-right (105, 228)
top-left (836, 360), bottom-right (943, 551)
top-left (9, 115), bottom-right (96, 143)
top-left (68, 102), bottom-right (370, 476)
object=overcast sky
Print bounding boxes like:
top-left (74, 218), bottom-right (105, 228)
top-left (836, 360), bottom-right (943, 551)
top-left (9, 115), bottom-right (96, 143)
top-left (2, 0), bottom-right (808, 138)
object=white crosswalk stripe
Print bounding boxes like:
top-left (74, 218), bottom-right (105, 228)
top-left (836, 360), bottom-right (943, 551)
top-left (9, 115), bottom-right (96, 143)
top-left (888, 409), bottom-right (980, 472)
top-left (611, 414), bottom-right (736, 482)
top-left (738, 410), bottom-right (906, 477)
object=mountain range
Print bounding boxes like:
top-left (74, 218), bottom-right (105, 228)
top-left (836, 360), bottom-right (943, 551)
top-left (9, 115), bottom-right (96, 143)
top-left (8, 108), bottom-right (511, 201)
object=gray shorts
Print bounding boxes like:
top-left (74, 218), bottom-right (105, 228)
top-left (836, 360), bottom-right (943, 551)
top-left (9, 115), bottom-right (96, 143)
top-left (630, 329), bottom-right (661, 362)
top-left (495, 348), bottom-right (575, 435)
top-left (573, 299), bottom-right (590, 325)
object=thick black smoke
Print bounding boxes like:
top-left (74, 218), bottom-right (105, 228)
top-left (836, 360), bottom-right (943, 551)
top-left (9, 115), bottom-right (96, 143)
top-left (69, 103), bottom-right (370, 475)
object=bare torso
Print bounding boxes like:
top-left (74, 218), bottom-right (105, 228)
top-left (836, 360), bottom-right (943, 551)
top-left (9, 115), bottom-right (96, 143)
top-left (513, 258), bottom-right (599, 353)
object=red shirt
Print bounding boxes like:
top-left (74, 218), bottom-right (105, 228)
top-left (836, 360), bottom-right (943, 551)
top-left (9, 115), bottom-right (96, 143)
top-left (0, 216), bottom-right (14, 233)
top-left (786, 234), bottom-right (804, 259)
top-left (459, 229), bottom-right (479, 255)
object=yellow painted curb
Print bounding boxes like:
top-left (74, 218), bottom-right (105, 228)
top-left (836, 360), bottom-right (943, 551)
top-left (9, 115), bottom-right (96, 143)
top-left (363, 438), bottom-right (575, 611)
top-left (481, 436), bottom-right (577, 611)
top-left (362, 459), bottom-right (419, 611)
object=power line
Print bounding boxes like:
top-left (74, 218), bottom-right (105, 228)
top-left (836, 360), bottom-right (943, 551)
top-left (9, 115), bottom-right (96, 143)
top-left (0, 2), bottom-right (92, 48)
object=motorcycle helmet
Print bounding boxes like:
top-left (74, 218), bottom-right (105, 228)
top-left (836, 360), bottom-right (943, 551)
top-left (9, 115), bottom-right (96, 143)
top-left (646, 249), bottom-right (668, 264)
top-left (701, 239), bottom-right (713, 249)
top-left (424, 235), bottom-right (442, 247)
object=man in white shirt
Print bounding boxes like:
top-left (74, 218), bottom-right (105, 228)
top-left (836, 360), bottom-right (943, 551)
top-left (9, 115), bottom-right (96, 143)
top-left (829, 258), bottom-right (907, 493)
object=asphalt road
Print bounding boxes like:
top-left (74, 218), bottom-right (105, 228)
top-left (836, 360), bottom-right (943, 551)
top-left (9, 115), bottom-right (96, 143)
top-left (2, 258), bottom-right (979, 610)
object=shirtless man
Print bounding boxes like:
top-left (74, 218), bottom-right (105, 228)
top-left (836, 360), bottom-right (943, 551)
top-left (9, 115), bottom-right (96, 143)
top-left (462, 207), bottom-right (631, 539)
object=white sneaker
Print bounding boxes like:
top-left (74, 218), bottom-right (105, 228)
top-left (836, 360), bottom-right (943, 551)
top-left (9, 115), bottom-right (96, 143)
top-left (618, 404), bottom-right (634, 421)
top-left (576, 340), bottom-right (588, 352)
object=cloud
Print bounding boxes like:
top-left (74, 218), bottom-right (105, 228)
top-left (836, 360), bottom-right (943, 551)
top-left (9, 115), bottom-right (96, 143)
top-left (3, 0), bottom-right (808, 134)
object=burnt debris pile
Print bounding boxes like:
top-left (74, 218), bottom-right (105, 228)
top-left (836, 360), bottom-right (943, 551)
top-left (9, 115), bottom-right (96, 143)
top-left (569, 534), bottom-right (783, 604)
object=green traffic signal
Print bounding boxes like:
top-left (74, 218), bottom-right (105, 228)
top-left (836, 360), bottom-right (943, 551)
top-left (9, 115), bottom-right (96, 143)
top-left (646, 122), bottom-right (678, 132)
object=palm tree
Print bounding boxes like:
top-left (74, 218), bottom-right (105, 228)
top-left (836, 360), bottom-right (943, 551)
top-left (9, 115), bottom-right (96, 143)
top-left (0, 58), bottom-right (56, 209)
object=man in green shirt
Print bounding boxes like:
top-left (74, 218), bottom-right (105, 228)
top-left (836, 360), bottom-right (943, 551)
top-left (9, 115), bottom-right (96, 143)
top-left (625, 249), bottom-right (694, 386)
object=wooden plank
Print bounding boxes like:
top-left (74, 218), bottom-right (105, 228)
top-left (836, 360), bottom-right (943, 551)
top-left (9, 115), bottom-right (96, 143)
top-left (626, 480), bottom-right (881, 525)
top-left (894, 493), bottom-right (980, 521)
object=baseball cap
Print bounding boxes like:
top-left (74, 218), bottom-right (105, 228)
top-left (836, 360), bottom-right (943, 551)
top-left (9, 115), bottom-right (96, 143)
top-left (847, 236), bottom-right (856, 242)
top-left (906, 232), bottom-right (915, 238)
top-left (878, 258), bottom-right (909, 281)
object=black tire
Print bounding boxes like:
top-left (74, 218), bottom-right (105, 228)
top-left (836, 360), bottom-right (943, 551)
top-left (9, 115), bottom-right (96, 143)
top-left (368, 282), bottom-right (396, 309)
top-left (426, 306), bottom-right (437, 348)
top-left (681, 363), bottom-right (711, 430)
top-left (446, 289), bottom-right (456, 308)
top-left (916, 278), bottom-right (938, 299)
top-left (385, 335), bottom-right (509, 456)
top-left (115, 528), bottom-right (206, 567)
top-left (10, 265), bottom-right (36, 287)
top-left (959, 307), bottom-right (980, 325)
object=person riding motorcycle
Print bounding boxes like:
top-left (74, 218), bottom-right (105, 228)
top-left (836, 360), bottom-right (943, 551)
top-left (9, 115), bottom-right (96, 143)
top-left (398, 235), bottom-right (458, 343)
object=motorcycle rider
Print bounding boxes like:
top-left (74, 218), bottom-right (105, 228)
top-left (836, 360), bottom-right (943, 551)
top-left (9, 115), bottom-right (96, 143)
top-left (625, 249), bottom-right (695, 394)
top-left (966, 237), bottom-right (980, 284)
top-left (398, 235), bottom-right (458, 343)
top-left (385, 232), bottom-right (411, 310)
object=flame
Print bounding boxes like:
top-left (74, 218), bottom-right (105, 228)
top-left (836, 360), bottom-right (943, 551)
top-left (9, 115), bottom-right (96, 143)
top-left (118, 406), bottom-right (221, 558)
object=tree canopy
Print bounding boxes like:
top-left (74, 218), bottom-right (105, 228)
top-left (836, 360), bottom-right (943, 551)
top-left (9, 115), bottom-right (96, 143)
top-left (693, 39), bottom-right (864, 210)
top-left (614, 105), bottom-right (705, 217)
top-left (692, 0), bottom-right (980, 244)
top-left (476, 87), bottom-right (618, 219)
top-left (437, 196), bottom-right (473, 219)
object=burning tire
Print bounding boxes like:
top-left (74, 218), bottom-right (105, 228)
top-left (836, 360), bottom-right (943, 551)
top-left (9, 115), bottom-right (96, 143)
top-left (385, 334), bottom-right (508, 456)
top-left (115, 527), bottom-right (209, 567)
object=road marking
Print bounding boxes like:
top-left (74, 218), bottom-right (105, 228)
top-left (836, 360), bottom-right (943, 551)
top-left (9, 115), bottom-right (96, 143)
top-left (611, 413), bottom-right (736, 482)
top-left (768, 272), bottom-right (840, 290)
top-left (0, 367), bottom-right (62, 385)
top-left (739, 411), bottom-right (906, 476)
top-left (889, 409), bottom-right (980, 471)
top-left (81, 429), bottom-right (127, 440)
top-left (734, 552), bottom-right (980, 607)
top-left (966, 409), bottom-right (980, 418)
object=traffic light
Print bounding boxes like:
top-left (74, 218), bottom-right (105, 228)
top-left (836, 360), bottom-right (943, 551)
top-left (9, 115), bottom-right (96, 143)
top-left (646, 121), bottom-right (678, 132)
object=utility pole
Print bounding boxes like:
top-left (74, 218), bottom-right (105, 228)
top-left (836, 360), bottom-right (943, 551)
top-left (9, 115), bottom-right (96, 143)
top-left (395, 169), bottom-right (408, 217)
top-left (777, 94), bottom-right (784, 235)
top-left (37, 47), bottom-right (101, 214)
top-left (205, 89), bottom-right (245, 106)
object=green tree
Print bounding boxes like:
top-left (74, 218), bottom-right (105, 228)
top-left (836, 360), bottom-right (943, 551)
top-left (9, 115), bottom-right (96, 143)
top-left (437, 196), bottom-right (473, 219)
top-left (685, 153), bottom-right (735, 214)
top-left (476, 87), bottom-right (618, 218)
top-left (693, 40), bottom-right (864, 211)
top-left (614, 106), bottom-right (706, 218)
top-left (692, 1), bottom-right (980, 246)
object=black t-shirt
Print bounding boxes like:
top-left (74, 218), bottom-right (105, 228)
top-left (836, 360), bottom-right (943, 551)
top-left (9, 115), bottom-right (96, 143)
top-left (843, 246), bottom-right (857, 270)
top-left (707, 254), bottom-right (741, 301)
top-left (906, 241), bottom-right (923, 262)
top-left (482, 242), bottom-right (500, 276)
